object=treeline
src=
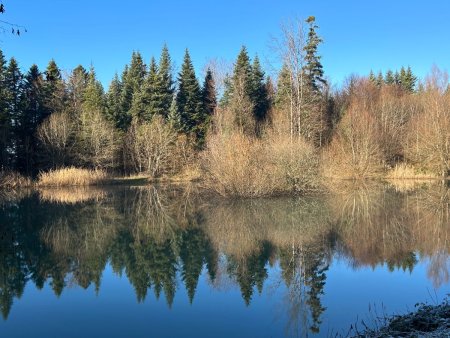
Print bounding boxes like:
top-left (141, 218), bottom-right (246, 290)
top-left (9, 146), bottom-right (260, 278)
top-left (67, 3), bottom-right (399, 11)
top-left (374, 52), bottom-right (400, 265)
top-left (0, 45), bottom-right (217, 176)
top-left (1, 16), bottom-right (450, 191)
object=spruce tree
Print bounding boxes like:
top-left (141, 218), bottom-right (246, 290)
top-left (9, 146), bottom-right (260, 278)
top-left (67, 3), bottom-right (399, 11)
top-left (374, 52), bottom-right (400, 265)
top-left (17, 65), bottom-right (46, 174)
top-left (376, 71), bottom-right (384, 87)
top-left (157, 44), bottom-right (174, 118)
top-left (5, 58), bottom-right (25, 169)
top-left (0, 49), bottom-right (10, 169)
top-left (131, 57), bottom-right (160, 123)
top-left (403, 66), bottom-right (417, 92)
top-left (119, 52), bottom-right (146, 130)
top-left (304, 16), bottom-right (326, 92)
top-left (232, 46), bottom-right (253, 97)
top-left (385, 70), bottom-right (395, 85)
top-left (176, 49), bottom-right (203, 137)
top-left (67, 65), bottom-right (88, 116)
top-left (250, 55), bottom-right (269, 122)
top-left (368, 70), bottom-right (376, 83)
top-left (106, 73), bottom-right (123, 128)
top-left (198, 68), bottom-right (217, 145)
top-left (118, 65), bottom-right (133, 130)
top-left (44, 59), bottom-right (66, 115)
top-left (202, 68), bottom-right (217, 117)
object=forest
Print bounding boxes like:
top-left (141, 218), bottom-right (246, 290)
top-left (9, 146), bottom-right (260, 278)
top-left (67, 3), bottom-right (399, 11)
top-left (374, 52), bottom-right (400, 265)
top-left (1, 17), bottom-right (450, 196)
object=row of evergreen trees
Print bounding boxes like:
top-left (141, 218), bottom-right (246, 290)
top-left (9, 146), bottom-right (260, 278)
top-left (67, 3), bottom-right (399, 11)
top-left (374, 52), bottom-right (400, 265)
top-left (369, 66), bottom-right (417, 92)
top-left (0, 46), bottom-right (218, 175)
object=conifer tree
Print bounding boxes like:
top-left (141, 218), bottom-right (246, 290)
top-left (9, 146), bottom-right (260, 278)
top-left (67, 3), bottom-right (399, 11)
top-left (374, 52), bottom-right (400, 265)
top-left (5, 58), bottom-right (25, 169)
top-left (157, 45), bottom-right (174, 118)
top-left (304, 16), bottom-right (326, 92)
top-left (250, 55), bottom-right (269, 122)
top-left (368, 70), bottom-right (376, 83)
top-left (385, 70), bottom-right (395, 85)
top-left (17, 65), bottom-right (46, 174)
top-left (67, 65), bottom-right (88, 116)
top-left (403, 66), bottom-right (417, 92)
top-left (376, 71), bottom-right (384, 87)
top-left (106, 73), bottom-right (123, 128)
top-left (118, 52), bottom-right (146, 130)
top-left (0, 50), bottom-right (10, 169)
top-left (202, 68), bottom-right (217, 117)
top-left (131, 57), bottom-right (160, 123)
top-left (176, 49), bottom-right (203, 137)
top-left (43, 59), bottom-right (66, 115)
top-left (232, 46), bottom-right (253, 97)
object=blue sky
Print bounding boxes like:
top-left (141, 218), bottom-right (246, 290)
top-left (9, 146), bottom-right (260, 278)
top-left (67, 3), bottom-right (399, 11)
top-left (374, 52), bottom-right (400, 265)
top-left (1, 0), bottom-right (449, 88)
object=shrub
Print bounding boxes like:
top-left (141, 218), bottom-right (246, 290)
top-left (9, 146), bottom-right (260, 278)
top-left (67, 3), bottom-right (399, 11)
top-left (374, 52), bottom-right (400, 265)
top-left (0, 171), bottom-right (32, 189)
top-left (37, 167), bottom-right (108, 187)
top-left (202, 131), bottom-right (320, 197)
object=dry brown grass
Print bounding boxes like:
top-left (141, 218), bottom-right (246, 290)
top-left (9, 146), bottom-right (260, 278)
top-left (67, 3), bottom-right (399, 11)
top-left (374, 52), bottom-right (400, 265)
top-left (385, 163), bottom-right (437, 179)
top-left (0, 171), bottom-right (32, 189)
top-left (37, 167), bottom-right (109, 187)
top-left (38, 187), bottom-right (108, 204)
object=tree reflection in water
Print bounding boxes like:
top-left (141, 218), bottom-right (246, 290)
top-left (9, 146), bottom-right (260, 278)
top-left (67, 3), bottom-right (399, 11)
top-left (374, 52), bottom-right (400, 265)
top-left (0, 183), bottom-right (449, 336)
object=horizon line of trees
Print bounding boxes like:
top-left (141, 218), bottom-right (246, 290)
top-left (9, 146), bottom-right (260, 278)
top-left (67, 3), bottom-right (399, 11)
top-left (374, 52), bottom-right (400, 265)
top-left (1, 16), bottom-right (449, 181)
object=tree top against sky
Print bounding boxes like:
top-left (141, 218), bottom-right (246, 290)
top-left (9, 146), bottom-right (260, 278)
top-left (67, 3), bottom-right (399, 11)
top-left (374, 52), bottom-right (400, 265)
top-left (1, 0), bottom-right (449, 87)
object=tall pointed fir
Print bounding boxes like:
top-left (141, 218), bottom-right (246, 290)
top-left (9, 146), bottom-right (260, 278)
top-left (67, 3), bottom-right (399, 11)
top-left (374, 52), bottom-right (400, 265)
top-left (131, 57), bottom-right (160, 123)
top-left (44, 59), bottom-right (66, 115)
top-left (17, 65), bottom-right (46, 175)
top-left (157, 44), bottom-right (174, 118)
top-left (228, 46), bottom-right (255, 134)
top-left (67, 65), bottom-right (88, 116)
top-left (176, 49), bottom-right (203, 140)
top-left (106, 73), bottom-right (123, 128)
top-left (199, 68), bottom-right (217, 146)
top-left (250, 55), bottom-right (269, 123)
top-left (119, 52), bottom-right (146, 130)
top-left (304, 16), bottom-right (326, 93)
top-left (0, 50), bottom-right (10, 169)
top-left (5, 58), bottom-right (25, 169)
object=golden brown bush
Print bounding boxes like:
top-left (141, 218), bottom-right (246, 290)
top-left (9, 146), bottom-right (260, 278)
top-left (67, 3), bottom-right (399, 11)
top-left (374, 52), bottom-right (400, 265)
top-left (37, 167), bottom-right (109, 187)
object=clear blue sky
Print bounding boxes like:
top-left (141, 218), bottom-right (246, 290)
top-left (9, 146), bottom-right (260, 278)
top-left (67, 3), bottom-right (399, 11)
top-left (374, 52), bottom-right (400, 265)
top-left (1, 0), bottom-right (449, 88)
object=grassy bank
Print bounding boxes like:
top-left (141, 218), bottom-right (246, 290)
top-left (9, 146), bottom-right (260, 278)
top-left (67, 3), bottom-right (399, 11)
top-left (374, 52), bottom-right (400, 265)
top-left (351, 299), bottom-right (450, 337)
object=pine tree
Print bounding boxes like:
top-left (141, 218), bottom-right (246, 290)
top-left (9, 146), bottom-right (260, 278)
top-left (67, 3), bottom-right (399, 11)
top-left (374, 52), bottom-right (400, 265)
top-left (228, 46), bottom-right (255, 134)
top-left (176, 49), bottom-right (203, 137)
top-left (232, 46), bottom-right (253, 97)
top-left (131, 57), bottom-right (161, 123)
top-left (376, 71), bottom-right (384, 87)
top-left (157, 44), bottom-right (174, 118)
top-left (368, 70), bottom-right (376, 83)
top-left (106, 73), bottom-right (123, 128)
top-left (118, 66), bottom-right (133, 130)
top-left (385, 70), bottom-right (395, 85)
top-left (0, 49), bottom-right (10, 169)
top-left (118, 52), bottom-right (146, 130)
top-left (250, 55), bottom-right (269, 122)
top-left (82, 67), bottom-right (106, 114)
top-left (5, 58), bottom-right (25, 169)
top-left (43, 59), bottom-right (66, 115)
top-left (17, 64), bottom-right (46, 174)
top-left (67, 65), bottom-right (88, 116)
top-left (304, 16), bottom-right (326, 92)
top-left (403, 66), bottom-right (417, 92)
top-left (199, 68), bottom-right (216, 145)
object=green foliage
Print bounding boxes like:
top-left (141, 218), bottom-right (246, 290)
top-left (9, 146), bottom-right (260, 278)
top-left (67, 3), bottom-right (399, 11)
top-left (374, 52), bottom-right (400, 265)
top-left (304, 16), bottom-right (326, 92)
top-left (176, 49), bottom-right (203, 138)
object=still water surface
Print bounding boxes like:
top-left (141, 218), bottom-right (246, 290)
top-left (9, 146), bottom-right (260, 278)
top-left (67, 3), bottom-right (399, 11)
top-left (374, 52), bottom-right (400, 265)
top-left (0, 183), bottom-right (449, 337)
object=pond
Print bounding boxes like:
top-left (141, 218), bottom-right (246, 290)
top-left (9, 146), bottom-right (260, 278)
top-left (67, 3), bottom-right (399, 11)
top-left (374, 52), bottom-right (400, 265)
top-left (0, 183), bottom-right (449, 337)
